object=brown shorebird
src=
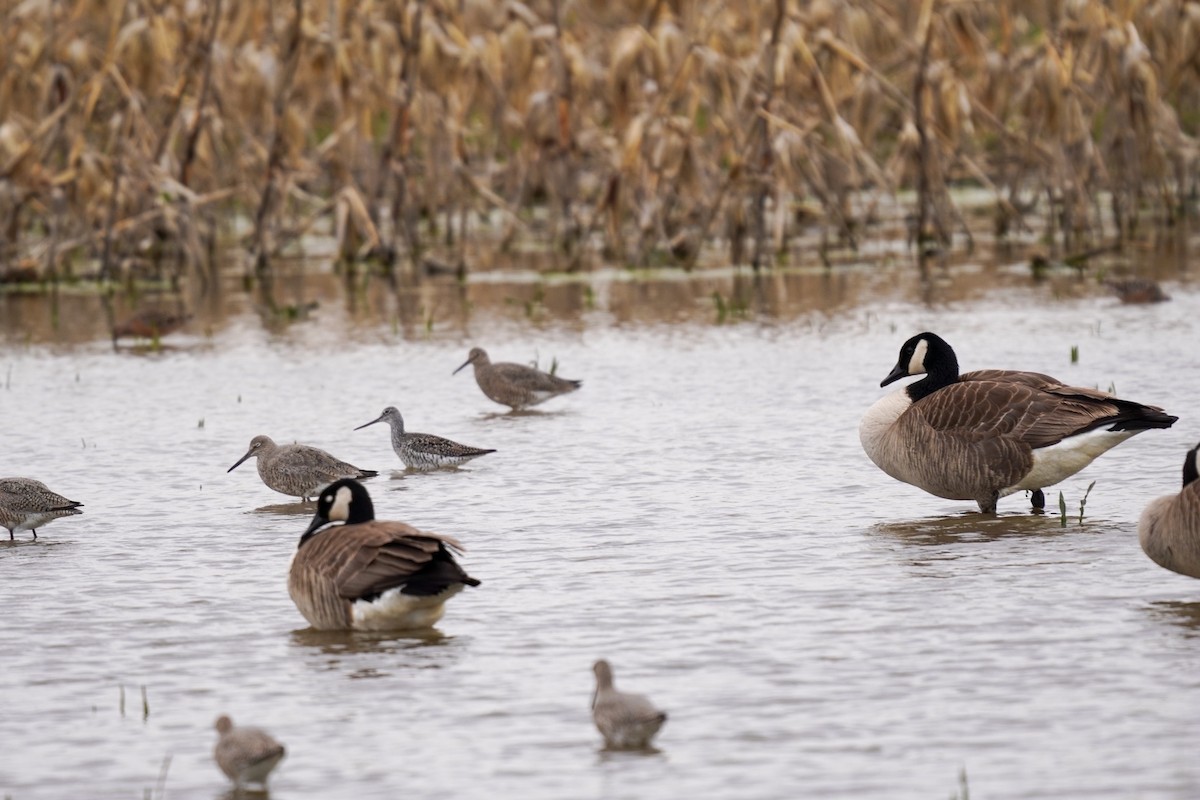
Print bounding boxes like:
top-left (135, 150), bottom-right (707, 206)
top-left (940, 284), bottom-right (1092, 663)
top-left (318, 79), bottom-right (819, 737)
top-left (213, 715), bottom-right (286, 790)
top-left (1104, 278), bottom-right (1170, 304)
top-left (227, 435), bottom-right (377, 501)
top-left (355, 407), bottom-right (495, 470)
top-left (288, 479), bottom-right (480, 631)
top-left (453, 347), bottom-right (581, 410)
top-left (591, 660), bottom-right (668, 750)
top-left (861, 332), bottom-right (1176, 513)
top-left (0, 477), bottom-right (83, 540)
top-left (1139, 442), bottom-right (1200, 579)
top-left (112, 308), bottom-right (193, 341)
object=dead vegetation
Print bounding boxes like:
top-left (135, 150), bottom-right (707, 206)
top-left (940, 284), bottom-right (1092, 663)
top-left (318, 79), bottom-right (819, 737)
top-left (1, 0), bottom-right (1198, 284)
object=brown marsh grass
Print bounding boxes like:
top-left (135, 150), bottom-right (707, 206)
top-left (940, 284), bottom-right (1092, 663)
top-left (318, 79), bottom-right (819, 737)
top-left (1, 0), bottom-right (1198, 285)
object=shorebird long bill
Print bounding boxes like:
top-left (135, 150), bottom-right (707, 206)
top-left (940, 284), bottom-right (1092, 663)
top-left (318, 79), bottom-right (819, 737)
top-left (353, 413), bottom-right (387, 431)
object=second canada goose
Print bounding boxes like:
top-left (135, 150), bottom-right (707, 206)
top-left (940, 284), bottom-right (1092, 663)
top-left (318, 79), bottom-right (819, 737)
top-left (1138, 442), bottom-right (1200, 579)
top-left (0, 477), bottom-right (84, 540)
top-left (860, 332), bottom-right (1177, 513)
top-left (213, 715), bottom-right (286, 789)
top-left (288, 479), bottom-right (480, 631)
top-left (228, 435), bottom-right (377, 501)
top-left (591, 660), bottom-right (668, 750)
top-left (453, 347), bottom-right (581, 410)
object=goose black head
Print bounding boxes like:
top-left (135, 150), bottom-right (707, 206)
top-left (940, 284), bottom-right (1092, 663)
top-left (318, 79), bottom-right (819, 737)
top-left (880, 332), bottom-right (960, 398)
top-left (301, 479), bottom-right (376, 542)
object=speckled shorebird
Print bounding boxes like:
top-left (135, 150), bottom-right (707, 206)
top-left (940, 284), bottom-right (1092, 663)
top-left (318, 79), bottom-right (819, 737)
top-left (591, 660), bottom-right (668, 750)
top-left (860, 332), bottom-right (1177, 513)
top-left (112, 308), bottom-right (193, 341)
top-left (453, 347), bottom-right (581, 410)
top-left (354, 406), bottom-right (496, 470)
top-left (227, 435), bottom-right (377, 501)
top-left (0, 477), bottom-right (83, 540)
top-left (213, 715), bottom-right (286, 790)
top-left (1139, 442), bottom-right (1200, 579)
top-left (289, 479), bottom-right (480, 631)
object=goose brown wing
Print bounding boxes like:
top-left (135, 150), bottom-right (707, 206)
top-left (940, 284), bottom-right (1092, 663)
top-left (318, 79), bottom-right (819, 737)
top-left (915, 381), bottom-right (1130, 449)
top-left (305, 522), bottom-right (473, 601)
top-left (960, 369), bottom-right (1063, 389)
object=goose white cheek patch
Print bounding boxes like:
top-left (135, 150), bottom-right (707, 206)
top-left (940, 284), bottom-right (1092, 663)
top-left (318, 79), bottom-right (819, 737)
top-left (907, 339), bottom-right (929, 375)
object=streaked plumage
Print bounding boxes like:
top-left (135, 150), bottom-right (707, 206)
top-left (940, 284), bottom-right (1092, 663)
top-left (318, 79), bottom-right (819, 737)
top-left (0, 477), bottom-right (83, 540)
top-left (591, 660), bottom-right (667, 750)
top-left (213, 715), bottom-right (285, 789)
top-left (860, 332), bottom-right (1177, 513)
top-left (1139, 442), bottom-right (1200, 579)
top-left (453, 347), bottom-right (581, 410)
top-left (228, 435), bottom-right (377, 501)
top-left (355, 406), bottom-right (495, 470)
top-left (288, 479), bottom-right (480, 631)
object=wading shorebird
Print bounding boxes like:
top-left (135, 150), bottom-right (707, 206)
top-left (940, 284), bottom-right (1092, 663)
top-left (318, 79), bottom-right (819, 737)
top-left (355, 406), bottom-right (496, 470)
top-left (228, 435), bottom-right (377, 501)
top-left (288, 479), bottom-right (480, 631)
top-left (113, 308), bottom-right (193, 342)
top-left (591, 660), bottom-right (668, 750)
top-left (860, 332), bottom-right (1177, 513)
top-left (0, 477), bottom-right (83, 540)
top-left (453, 347), bottom-right (581, 410)
top-left (213, 715), bottom-right (286, 790)
top-left (1139, 442), bottom-right (1200, 579)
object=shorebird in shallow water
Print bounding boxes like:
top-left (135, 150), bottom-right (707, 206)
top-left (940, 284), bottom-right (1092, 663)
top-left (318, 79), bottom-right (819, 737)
top-left (453, 347), bottom-right (581, 410)
top-left (355, 406), bottom-right (496, 470)
top-left (1104, 278), bottom-right (1169, 304)
top-left (112, 308), bottom-right (193, 342)
top-left (591, 660), bottom-right (668, 750)
top-left (213, 715), bottom-right (285, 790)
top-left (860, 332), bottom-right (1177, 513)
top-left (1139, 442), bottom-right (1200, 579)
top-left (288, 479), bottom-right (480, 631)
top-left (228, 435), bottom-right (377, 501)
top-left (0, 478), bottom-right (83, 540)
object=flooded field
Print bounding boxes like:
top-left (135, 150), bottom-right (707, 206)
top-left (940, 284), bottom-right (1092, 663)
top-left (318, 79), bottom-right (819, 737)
top-left (2, 255), bottom-right (1199, 799)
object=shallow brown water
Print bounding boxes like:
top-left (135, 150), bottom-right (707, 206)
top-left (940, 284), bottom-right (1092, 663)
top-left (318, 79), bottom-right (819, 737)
top-left (2, 258), bottom-right (1199, 799)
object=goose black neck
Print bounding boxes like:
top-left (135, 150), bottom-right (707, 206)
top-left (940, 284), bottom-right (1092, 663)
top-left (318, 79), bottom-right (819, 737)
top-left (1185, 445), bottom-right (1199, 488)
top-left (907, 351), bottom-right (959, 402)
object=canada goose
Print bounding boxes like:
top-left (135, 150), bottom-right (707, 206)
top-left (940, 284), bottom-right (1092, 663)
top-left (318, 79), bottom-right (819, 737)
top-left (860, 332), bottom-right (1177, 513)
top-left (0, 477), bottom-right (83, 540)
top-left (228, 435), bottom-right (377, 501)
top-left (591, 660), bottom-right (667, 750)
top-left (1138, 442), bottom-right (1200, 579)
top-left (213, 715), bottom-right (286, 789)
top-left (354, 406), bottom-right (496, 470)
top-left (453, 347), bottom-right (581, 410)
top-left (288, 479), bottom-right (480, 631)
